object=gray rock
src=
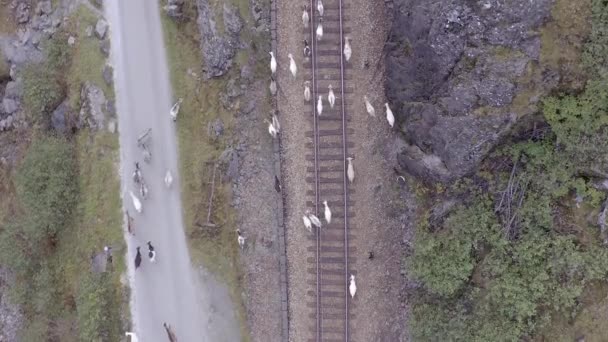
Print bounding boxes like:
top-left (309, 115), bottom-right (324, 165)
top-left (4, 80), bottom-right (23, 99)
top-left (208, 118), bottom-right (224, 137)
top-left (0, 36), bottom-right (44, 66)
top-left (51, 100), bottom-right (68, 133)
top-left (99, 39), bottom-right (110, 57)
top-left (164, 0), bottom-right (185, 19)
top-left (95, 19), bottom-right (108, 39)
top-left (9, 64), bottom-right (16, 80)
top-left (15, 2), bottom-right (30, 24)
top-left (85, 25), bottom-right (93, 37)
top-left (30, 13), bottom-right (52, 31)
top-left (102, 64), bottom-right (113, 86)
top-left (107, 119), bottom-right (116, 133)
top-left (95, 0), bottom-right (103, 7)
top-left (67, 36), bottom-right (75, 46)
top-left (219, 147), bottom-right (239, 181)
top-left (79, 82), bottom-right (107, 131)
top-left (36, 0), bottom-right (52, 15)
top-left (2, 98), bottom-right (18, 114)
top-left (196, 0), bottom-right (242, 78)
top-left (105, 99), bottom-right (115, 116)
top-left (3, 115), bottom-right (14, 130)
top-left (240, 64), bottom-right (253, 81)
top-left (30, 30), bottom-right (41, 46)
top-left (386, 0), bottom-right (554, 181)
top-left (223, 4), bottom-right (242, 35)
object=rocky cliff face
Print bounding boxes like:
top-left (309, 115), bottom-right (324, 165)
top-left (386, 0), bottom-right (561, 182)
top-left (197, 0), bottom-right (243, 78)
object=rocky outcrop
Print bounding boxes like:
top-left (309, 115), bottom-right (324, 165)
top-left (163, 0), bottom-right (185, 20)
top-left (196, 0), bottom-right (243, 78)
top-left (386, 0), bottom-right (558, 182)
top-left (95, 19), bottom-right (108, 39)
top-left (79, 82), bottom-right (107, 131)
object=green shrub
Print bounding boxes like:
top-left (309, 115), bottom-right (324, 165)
top-left (23, 65), bottom-right (65, 125)
top-left (410, 202), bottom-right (501, 296)
top-left (23, 31), bottom-right (73, 126)
top-left (15, 135), bottom-right (77, 243)
top-left (582, 0), bottom-right (608, 77)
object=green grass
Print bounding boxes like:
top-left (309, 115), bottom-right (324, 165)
top-left (57, 131), bottom-right (125, 285)
top-left (0, 0), bottom-right (17, 34)
top-left (160, 1), bottom-right (259, 340)
top-left (536, 282), bottom-right (608, 342)
top-left (0, 3), bottom-right (126, 339)
top-left (66, 4), bottom-right (113, 109)
top-left (540, 0), bottom-right (592, 89)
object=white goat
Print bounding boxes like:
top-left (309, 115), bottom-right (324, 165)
top-left (364, 95), bottom-right (375, 117)
top-left (269, 51), bottom-right (277, 74)
top-left (303, 211), bottom-right (313, 232)
top-left (164, 170), bottom-right (173, 188)
top-left (236, 229), bottom-right (246, 249)
top-left (302, 5), bottom-right (309, 28)
top-left (316, 18), bottom-right (323, 41)
top-left (328, 84), bottom-right (335, 108)
top-left (272, 114), bottom-right (281, 133)
top-left (347, 157), bottom-right (354, 184)
top-left (349, 274), bottom-right (357, 298)
top-left (169, 98), bottom-right (183, 122)
top-left (288, 53), bottom-right (297, 78)
top-left (344, 36), bottom-right (352, 62)
top-left (309, 212), bottom-right (322, 228)
top-left (317, 0), bottom-right (324, 16)
top-left (125, 332), bottom-right (139, 342)
top-left (269, 76), bottom-right (277, 95)
top-left (317, 95), bottom-right (323, 116)
top-left (304, 81), bottom-right (311, 102)
top-left (129, 191), bottom-right (142, 213)
top-left (385, 102), bottom-right (395, 128)
top-left (323, 200), bottom-right (331, 224)
top-left (265, 119), bottom-right (278, 138)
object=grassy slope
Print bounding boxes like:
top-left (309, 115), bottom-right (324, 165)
top-left (535, 1), bottom-right (608, 339)
top-left (160, 3), bottom-right (250, 340)
top-left (66, 4), bottom-right (113, 108)
top-left (0, 3), bottom-right (126, 339)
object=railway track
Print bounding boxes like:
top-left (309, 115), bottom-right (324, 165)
top-left (304, 1), bottom-right (355, 341)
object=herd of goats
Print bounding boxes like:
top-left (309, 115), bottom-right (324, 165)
top-left (265, 0), bottom-right (399, 306)
top-left (122, 99), bottom-right (184, 342)
top-left (120, 0), bottom-right (407, 338)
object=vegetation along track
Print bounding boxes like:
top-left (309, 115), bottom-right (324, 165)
top-left (304, 0), bottom-right (355, 341)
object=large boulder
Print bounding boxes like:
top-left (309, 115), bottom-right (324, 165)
top-left (51, 100), bottom-right (69, 134)
top-left (164, 0), bottom-right (185, 20)
top-left (196, 0), bottom-right (242, 78)
top-left (4, 79), bottom-right (24, 99)
top-left (35, 0), bottom-right (52, 15)
top-left (386, 0), bottom-right (558, 182)
top-left (95, 19), bottom-right (108, 39)
top-left (14, 2), bottom-right (30, 24)
top-left (79, 82), bottom-right (106, 131)
top-left (1, 98), bottom-right (18, 115)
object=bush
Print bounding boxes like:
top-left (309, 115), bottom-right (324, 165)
top-left (15, 135), bottom-right (77, 243)
top-left (23, 32), bottom-right (73, 126)
top-left (76, 272), bottom-right (121, 342)
top-left (410, 202), bottom-right (501, 296)
top-left (582, 0), bottom-right (608, 77)
top-left (23, 65), bottom-right (65, 125)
